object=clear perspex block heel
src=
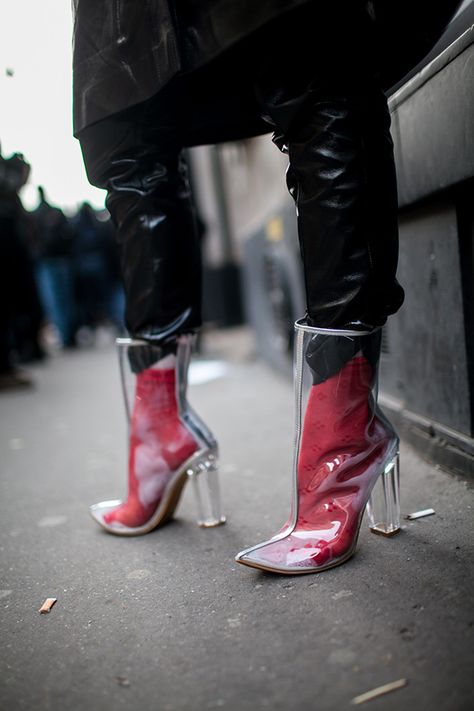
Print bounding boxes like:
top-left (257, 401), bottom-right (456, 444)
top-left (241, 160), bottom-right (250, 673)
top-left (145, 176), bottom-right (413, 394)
top-left (187, 449), bottom-right (226, 527)
top-left (366, 453), bottom-right (401, 537)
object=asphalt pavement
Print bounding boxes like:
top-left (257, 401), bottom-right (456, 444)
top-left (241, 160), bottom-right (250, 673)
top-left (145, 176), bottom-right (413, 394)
top-left (1, 327), bottom-right (473, 711)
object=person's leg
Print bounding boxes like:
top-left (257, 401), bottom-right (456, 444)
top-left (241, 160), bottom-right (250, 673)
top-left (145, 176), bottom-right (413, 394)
top-left (52, 258), bottom-right (76, 346)
top-left (79, 97), bottom-right (202, 343)
top-left (253, 1), bottom-right (404, 329)
top-left (79, 97), bottom-right (223, 534)
top-left (237, 2), bottom-right (402, 573)
top-left (283, 84), bottom-right (403, 330)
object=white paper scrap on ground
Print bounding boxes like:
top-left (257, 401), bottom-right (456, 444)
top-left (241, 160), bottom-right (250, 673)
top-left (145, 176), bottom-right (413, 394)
top-left (352, 678), bottom-right (408, 705)
top-left (37, 515), bottom-right (68, 528)
top-left (189, 361), bottom-right (229, 385)
top-left (405, 508), bottom-right (435, 520)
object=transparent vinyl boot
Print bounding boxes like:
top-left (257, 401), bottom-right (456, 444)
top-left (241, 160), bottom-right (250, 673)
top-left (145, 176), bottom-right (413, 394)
top-left (236, 319), bottom-right (400, 574)
top-left (90, 334), bottom-right (225, 535)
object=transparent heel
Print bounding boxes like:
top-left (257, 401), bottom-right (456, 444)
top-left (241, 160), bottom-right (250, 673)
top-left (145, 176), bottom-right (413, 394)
top-left (187, 451), bottom-right (226, 528)
top-left (366, 453), bottom-right (401, 537)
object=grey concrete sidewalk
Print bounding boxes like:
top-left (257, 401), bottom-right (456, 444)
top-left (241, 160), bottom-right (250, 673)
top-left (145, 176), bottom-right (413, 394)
top-left (1, 328), bottom-right (473, 711)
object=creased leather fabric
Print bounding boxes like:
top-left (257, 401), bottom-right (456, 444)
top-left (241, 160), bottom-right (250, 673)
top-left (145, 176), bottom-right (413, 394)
top-left (79, 2), bottom-right (404, 341)
top-left (72, 0), bottom-right (310, 135)
top-left (72, 0), bottom-right (460, 136)
top-left (254, 2), bottom-right (405, 330)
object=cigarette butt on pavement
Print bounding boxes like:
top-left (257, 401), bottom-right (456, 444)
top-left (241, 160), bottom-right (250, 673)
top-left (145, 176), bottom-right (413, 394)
top-left (351, 678), bottom-right (408, 705)
top-left (39, 598), bottom-right (57, 614)
top-left (116, 676), bottom-right (130, 687)
top-left (405, 508), bottom-right (435, 520)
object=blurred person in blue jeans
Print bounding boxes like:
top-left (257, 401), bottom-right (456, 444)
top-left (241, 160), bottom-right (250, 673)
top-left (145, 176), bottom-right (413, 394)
top-left (73, 1), bottom-right (459, 573)
top-left (31, 187), bottom-right (76, 348)
top-left (70, 202), bottom-right (125, 335)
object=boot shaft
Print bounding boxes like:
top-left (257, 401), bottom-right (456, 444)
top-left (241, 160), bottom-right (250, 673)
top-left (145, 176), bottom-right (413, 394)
top-left (292, 320), bottom-right (399, 513)
top-left (117, 334), bottom-right (217, 452)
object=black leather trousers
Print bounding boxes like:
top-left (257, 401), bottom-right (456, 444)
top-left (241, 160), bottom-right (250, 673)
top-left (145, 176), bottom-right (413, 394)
top-left (80, 100), bottom-right (202, 344)
top-left (79, 2), bottom-right (404, 344)
top-left (266, 82), bottom-right (404, 330)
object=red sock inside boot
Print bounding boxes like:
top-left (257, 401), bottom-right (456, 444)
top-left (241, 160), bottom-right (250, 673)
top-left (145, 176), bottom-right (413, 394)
top-left (104, 368), bottom-right (199, 528)
top-left (298, 357), bottom-right (381, 488)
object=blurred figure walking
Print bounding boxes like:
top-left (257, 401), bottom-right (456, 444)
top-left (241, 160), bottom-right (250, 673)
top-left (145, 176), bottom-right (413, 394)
top-left (31, 187), bottom-right (76, 348)
top-left (70, 202), bottom-right (125, 336)
top-left (0, 148), bottom-right (43, 389)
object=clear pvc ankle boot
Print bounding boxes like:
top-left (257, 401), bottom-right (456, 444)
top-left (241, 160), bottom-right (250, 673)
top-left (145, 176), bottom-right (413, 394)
top-left (90, 334), bottom-right (225, 535)
top-left (236, 319), bottom-right (400, 574)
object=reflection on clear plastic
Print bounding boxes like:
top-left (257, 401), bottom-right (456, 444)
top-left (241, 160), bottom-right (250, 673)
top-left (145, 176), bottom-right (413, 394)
top-left (89, 334), bottom-right (225, 535)
top-left (236, 320), bottom-right (400, 574)
top-left (187, 453), bottom-right (224, 527)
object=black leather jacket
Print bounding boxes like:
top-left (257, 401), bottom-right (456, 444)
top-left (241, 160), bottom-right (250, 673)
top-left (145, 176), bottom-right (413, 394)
top-left (72, 0), bottom-right (460, 136)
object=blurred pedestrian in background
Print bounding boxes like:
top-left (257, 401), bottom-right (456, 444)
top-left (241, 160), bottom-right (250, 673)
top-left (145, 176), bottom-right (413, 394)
top-left (73, 1), bottom-right (459, 573)
top-left (30, 186), bottom-right (76, 348)
top-left (99, 210), bottom-right (126, 335)
top-left (0, 147), bottom-right (44, 390)
top-left (70, 201), bottom-right (124, 338)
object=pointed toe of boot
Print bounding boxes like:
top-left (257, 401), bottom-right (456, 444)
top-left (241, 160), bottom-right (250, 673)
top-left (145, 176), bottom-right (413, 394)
top-left (89, 500), bottom-right (125, 532)
top-left (235, 537), bottom-right (306, 575)
top-left (235, 531), bottom-right (355, 575)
